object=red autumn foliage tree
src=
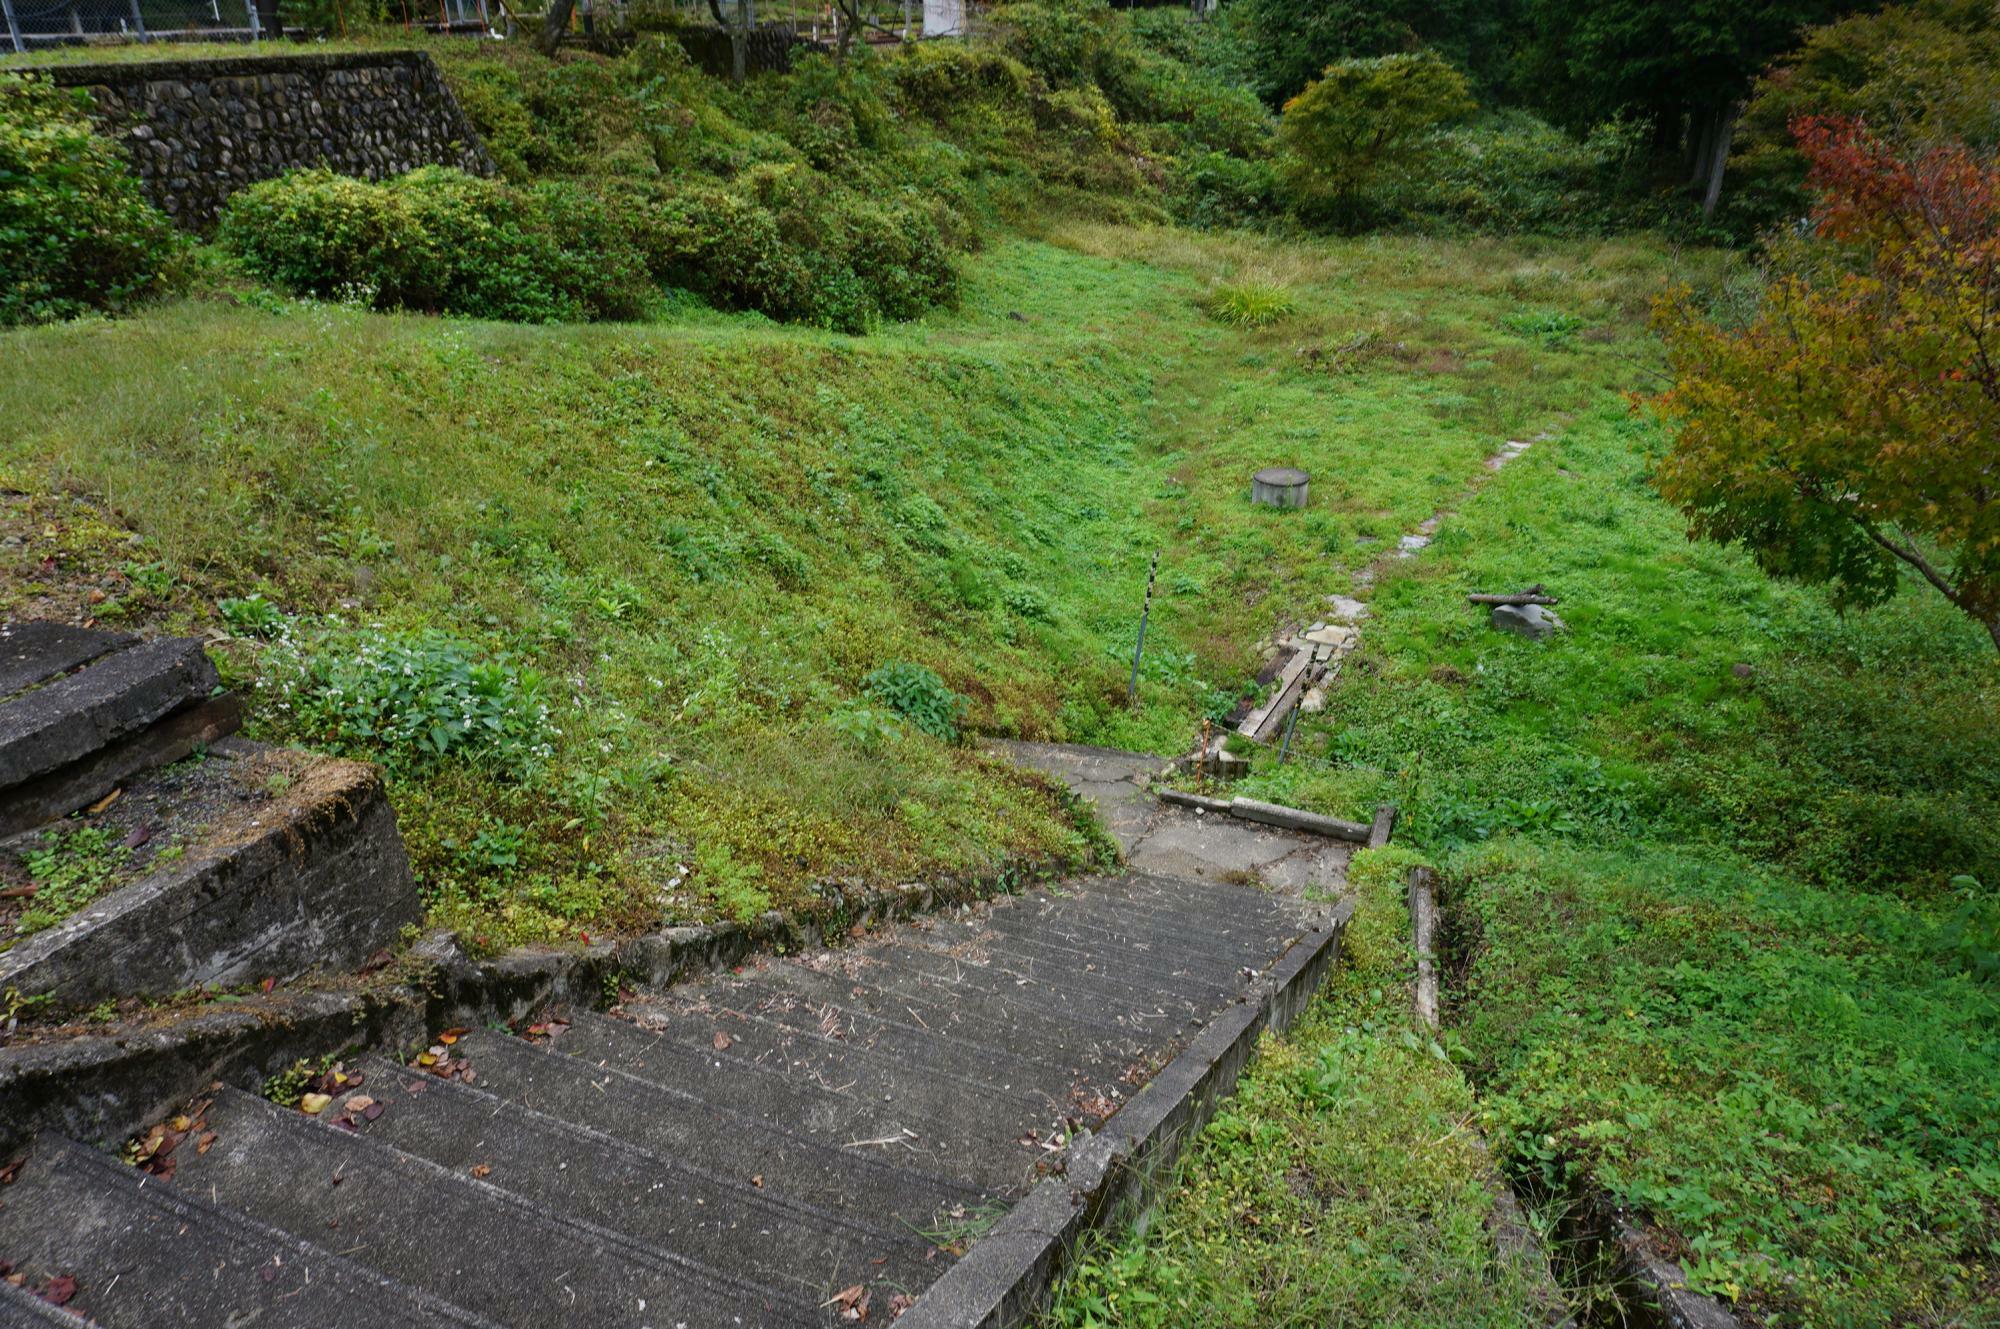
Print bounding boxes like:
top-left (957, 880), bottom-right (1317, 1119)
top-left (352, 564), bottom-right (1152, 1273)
top-left (1652, 116), bottom-right (2000, 651)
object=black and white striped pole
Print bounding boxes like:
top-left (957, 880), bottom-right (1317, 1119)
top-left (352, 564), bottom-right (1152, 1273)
top-left (1127, 551), bottom-right (1159, 707)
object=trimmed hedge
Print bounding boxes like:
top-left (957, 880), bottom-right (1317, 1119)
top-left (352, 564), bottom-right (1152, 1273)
top-left (217, 166), bottom-right (650, 323)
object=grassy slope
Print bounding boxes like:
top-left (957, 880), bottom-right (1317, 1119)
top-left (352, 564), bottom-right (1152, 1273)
top-left (0, 227), bottom-right (1697, 950)
top-left (1048, 846), bottom-right (1565, 1329)
top-left (1212, 368), bottom-right (2000, 1318)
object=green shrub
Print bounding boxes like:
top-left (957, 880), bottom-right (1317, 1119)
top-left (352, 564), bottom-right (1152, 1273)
top-left (217, 166), bottom-right (649, 323)
top-left (262, 626), bottom-right (556, 779)
top-left (885, 41), bottom-right (1034, 120)
top-left (617, 175), bottom-right (955, 332)
top-left (988, 0), bottom-right (1110, 89)
top-left (0, 76), bottom-right (177, 326)
top-left (1202, 278), bottom-right (1297, 328)
top-left (1368, 110), bottom-right (1649, 235)
top-left (1172, 150), bottom-right (1279, 228)
top-left (864, 661), bottom-right (969, 743)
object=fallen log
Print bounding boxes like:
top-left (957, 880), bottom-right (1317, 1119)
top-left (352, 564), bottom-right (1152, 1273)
top-left (1467, 592), bottom-right (1559, 607)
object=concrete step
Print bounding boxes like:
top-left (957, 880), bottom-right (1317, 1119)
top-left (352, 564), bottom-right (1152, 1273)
top-left (834, 941), bottom-right (1197, 1045)
top-left (857, 940), bottom-right (1208, 1037)
top-left (1063, 871), bottom-right (1308, 929)
top-left (601, 990), bottom-right (1066, 1118)
top-left (1, 743), bottom-right (417, 1009)
top-left (909, 913), bottom-right (1256, 994)
top-left (962, 893), bottom-right (1299, 976)
top-left (668, 968), bottom-right (1125, 1099)
top-left (733, 957), bottom-right (1157, 1078)
top-left (350, 1057), bottom-right (940, 1306)
top-left (0, 623), bottom-right (133, 701)
top-left (0, 1133), bottom-right (496, 1329)
top-left (0, 638), bottom-right (217, 796)
top-left (455, 1028), bottom-right (985, 1227)
top-left (171, 1086), bottom-right (819, 1329)
top-left (556, 1013), bottom-right (1054, 1188)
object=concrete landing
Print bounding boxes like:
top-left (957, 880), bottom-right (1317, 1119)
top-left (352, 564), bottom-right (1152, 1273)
top-left (988, 740), bottom-right (1350, 895)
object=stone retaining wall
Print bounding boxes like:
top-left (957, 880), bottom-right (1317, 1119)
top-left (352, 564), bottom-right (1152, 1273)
top-left (40, 50), bottom-right (494, 230)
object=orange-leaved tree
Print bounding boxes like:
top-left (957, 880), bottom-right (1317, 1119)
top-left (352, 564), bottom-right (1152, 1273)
top-left (1652, 116), bottom-right (2000, 652)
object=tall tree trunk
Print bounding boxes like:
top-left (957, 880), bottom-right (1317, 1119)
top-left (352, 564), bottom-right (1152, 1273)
top-left (1688, 108), bottom-right (1717, 189)
top-left (536, 0), bottom-right (574, 53)
top-left (733, 0), bottom-right (750, 85)
top-left (1701, 104), bottom-right (1741, 218)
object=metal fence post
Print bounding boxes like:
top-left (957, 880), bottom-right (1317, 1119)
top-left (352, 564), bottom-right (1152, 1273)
top-left (1, 0), bottom-right (23, 54)
top-left (128, 0), bottom-right (147, 38)
top-left (244, 0), bottom-right (260, 38)
top-left (1127, 550), bottom-right (1160, 707)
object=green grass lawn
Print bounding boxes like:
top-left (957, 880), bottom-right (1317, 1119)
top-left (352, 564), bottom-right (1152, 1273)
top-left (1211, 360), bottom-right (2000, 1323)
top-left (0, 226), bottom-right (1705, 950)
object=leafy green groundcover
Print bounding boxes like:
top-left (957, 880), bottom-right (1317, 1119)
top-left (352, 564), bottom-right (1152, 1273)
top-left (1045, 848), bottom-right (1560, 1329)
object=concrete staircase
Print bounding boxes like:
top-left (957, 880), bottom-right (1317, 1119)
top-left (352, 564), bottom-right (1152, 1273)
top-left (0, 870), bottom-right (1332, 1327)
top-left (0, 622), bottom-right (416, 1011)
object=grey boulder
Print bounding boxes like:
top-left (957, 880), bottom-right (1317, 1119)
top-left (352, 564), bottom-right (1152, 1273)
top-left (1491, 603), bottom-right (1566, 641)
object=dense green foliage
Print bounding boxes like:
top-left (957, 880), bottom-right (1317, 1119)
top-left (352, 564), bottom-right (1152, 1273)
top-left (218, 166), bottom-right (649, 322)
top-left (0, 76), bottom-right (176, 326)
top-left (1277, 52), bottom-right (1475, 224)
top-left (1733, 0), bottom-right (2000, 227)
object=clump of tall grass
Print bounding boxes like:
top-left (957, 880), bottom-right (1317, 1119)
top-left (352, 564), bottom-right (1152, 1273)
top-left (1200, 277), bottom-right (1299, 328)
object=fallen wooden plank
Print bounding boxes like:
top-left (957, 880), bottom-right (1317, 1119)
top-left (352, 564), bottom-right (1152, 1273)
top-left (1227, 796), bottom-right (1372, 843)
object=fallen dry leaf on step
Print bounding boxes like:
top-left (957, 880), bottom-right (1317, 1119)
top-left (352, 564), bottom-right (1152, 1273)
top-left (750, 1174), bottom-right (764, 1188)
top-left (0, 1158), bottom-right (22, 1186)
top-left (825, 1285), bottom-right (865, 1311)
top-left (470, 1164), bottom-right (492, 1179)
top-left (343, 1095), bottom-right (375, 1115)
top-left (38, 1274), bottom-right (76, 1307)
top-left (196, 1132), bottom-right (218, 1155)
top-left (711, 1031), bottom-right (733, 1051)
top-left (84, 789), bottom-right (120, 815)
top-left (438, 1028), bottom-right (468, 1045)
top-left (299, 1093), bottom-right (331, 1115)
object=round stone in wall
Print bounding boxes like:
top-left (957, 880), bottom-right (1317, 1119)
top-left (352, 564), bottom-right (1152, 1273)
top-left (1251, 466), bottom-right (1310, 508)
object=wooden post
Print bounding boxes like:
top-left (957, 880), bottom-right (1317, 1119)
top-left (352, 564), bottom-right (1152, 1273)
top-left (1408, 867), bottom-right (1439, 1031)
top-left (1, 0), bottom-right (24, 53)
top-left (1126, 550), bottom-right (1159, 707)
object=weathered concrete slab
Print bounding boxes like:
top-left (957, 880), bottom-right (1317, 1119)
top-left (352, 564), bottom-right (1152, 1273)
top-left (173, 1087), bottom-right (820, 1329)
top-left (0, 623), bottom-right (134, 700)
top-left (459, 1028), bottom-right (981, 1226)
top-left (0, 692), bottom-right (242, 838)
top-left (0, 638), bottom-right (218, 794)
top-left (0, 748), bottom-right (417, 1008)
top-left (350, 1057), bottom-right (941, 1306)
top-left (0, 1133), bottom-right (494, 1329)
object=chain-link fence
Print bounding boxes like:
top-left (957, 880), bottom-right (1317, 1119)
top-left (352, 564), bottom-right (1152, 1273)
top-left (0, 0), bottom-right (977, 55)
top-left (0, 0), bottom-right (493, 50)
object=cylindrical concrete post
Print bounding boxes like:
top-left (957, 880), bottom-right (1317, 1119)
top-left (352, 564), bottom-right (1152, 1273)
top-left (1251, 466), bottom-right (1309, 508)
